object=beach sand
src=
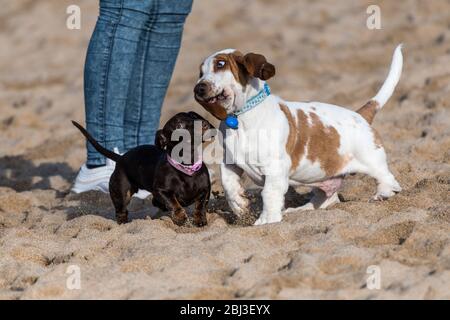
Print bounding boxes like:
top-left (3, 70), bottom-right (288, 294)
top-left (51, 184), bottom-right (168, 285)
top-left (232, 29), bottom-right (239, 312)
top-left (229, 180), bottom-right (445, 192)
top-left (0, 0), bottom-right (449, 299)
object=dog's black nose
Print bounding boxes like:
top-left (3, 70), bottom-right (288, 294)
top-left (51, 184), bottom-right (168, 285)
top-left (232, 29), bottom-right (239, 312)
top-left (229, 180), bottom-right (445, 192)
top-left (194, 82), bottom-right (208, 98)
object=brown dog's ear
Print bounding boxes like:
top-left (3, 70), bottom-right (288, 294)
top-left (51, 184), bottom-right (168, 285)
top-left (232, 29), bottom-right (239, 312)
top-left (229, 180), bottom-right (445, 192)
top-left (155, 129), bottom-right (168, 150)
top-left (187, 111), bottom-right (205, 121)
top-left (188, 111), bottom-right (215, 130)
top-left (234, 52), bottom-right (276, 80)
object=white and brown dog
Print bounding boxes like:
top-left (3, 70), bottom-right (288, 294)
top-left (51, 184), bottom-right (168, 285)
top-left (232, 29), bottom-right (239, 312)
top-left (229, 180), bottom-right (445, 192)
top-left (194, 45), bottom-right (403, 225)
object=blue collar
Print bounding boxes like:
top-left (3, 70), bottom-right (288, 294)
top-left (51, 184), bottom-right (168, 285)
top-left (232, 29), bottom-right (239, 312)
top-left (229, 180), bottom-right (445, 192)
top-left (225, 83), bottom-right (271, 129)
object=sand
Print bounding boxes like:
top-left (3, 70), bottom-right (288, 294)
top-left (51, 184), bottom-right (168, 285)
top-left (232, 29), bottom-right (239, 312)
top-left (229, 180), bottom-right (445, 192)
top-left (0, 0), bottom-right (449, 299)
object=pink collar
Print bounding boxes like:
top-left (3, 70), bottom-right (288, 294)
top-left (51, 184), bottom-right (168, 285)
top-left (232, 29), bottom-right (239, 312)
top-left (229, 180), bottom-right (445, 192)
top-left (167, 154), bottom-right (203, 176)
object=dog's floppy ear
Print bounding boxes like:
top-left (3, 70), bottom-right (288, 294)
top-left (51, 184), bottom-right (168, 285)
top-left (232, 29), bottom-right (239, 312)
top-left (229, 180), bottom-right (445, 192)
top-left (234, 52), bottom-right (276, 80)
top-left (187, 111), bottom-right (205, 121)
top-left (188, 111), bottom-right (215, 130)
top-left (155, 129), bottom-right (168, 150)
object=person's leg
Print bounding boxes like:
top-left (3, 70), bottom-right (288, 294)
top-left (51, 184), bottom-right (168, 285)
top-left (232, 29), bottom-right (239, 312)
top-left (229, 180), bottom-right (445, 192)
top-left (84, 0), bottom-right (159, 166)
top-left (124, 0), bottom-right (193, 148)
top-left (74, 0), bottom-right (159, 193)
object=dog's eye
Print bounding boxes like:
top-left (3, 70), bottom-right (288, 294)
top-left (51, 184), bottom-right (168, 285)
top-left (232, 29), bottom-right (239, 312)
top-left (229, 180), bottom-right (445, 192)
top-left (216, 60), bottom-right (226, 69)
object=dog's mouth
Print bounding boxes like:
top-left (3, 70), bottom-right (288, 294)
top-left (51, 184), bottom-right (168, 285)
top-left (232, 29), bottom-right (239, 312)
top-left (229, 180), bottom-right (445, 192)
top-left (195, 88), bottom-right (232, 120)
top-left (196, 90), bottom-right (228, 104)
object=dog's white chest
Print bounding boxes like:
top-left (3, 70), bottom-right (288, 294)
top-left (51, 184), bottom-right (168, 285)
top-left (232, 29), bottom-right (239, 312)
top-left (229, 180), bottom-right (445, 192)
top-left (222, 126), bottom-right (266, 184)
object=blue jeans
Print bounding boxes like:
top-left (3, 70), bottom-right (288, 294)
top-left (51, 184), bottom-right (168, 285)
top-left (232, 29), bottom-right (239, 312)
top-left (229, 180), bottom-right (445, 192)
top-left (84, 0), bottom-right (193, 166)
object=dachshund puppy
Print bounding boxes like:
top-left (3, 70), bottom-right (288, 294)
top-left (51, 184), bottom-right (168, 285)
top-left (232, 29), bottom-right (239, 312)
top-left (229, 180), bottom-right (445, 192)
top-left (72, 112), bottom-right (214, 226)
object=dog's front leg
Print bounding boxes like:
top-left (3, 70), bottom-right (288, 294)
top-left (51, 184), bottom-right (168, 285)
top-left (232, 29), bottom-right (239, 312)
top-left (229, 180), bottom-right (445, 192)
top-left (193, 192), bottom-right (209, 227)
top-left (254, 168), bottom-right (289, 225)
top-left (153, 190), bottom-right (187, 226)
top-left (221, 163), bottom-right (249, 217)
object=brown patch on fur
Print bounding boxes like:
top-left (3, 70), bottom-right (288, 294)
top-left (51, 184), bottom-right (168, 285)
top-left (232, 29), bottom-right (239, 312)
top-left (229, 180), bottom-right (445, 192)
top-left (307, 112), bottom-right (346, 176)
top-left (357, 100), bottom-right (379, 124)
top-left (213, 52), bottom-right (248, 86)
top-left (279, 104), bottom-right (309, 170)
top-left (280, 104), bottom-right (347, 175)
top-left (279, 104), bottom-right (296, 156)
top-left (293, 110), bottom-right (310, 169)
top-left (372, 128), bottom-right (383, 149)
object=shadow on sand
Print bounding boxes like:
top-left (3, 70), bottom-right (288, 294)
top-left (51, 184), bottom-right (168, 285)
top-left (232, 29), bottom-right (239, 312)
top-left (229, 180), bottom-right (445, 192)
top-left (0, 155), bottom-right (76, 195)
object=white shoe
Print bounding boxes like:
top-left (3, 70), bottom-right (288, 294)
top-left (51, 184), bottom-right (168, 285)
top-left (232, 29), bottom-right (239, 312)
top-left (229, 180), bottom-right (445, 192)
top-left (133, 189), bottom-right (151, 199)
top-left (71, 149), bottom-right (118, 194)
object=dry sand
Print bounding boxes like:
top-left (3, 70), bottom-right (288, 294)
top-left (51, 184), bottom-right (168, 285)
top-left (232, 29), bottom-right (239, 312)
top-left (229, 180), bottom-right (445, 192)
top-left (0, 0), bottom-right (449, 299)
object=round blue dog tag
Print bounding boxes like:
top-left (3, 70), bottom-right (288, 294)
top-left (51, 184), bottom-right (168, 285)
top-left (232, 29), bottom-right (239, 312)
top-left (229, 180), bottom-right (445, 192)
top-left (225, 115), bottom-right (239, 129)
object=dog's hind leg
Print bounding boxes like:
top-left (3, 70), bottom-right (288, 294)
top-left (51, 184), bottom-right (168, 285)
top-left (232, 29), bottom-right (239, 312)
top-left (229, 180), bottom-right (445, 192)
top-left (109, 169), bottom-right (136, 224)
top-left (356, 147), bottom-right (401, 200)
top-left (370, 169), bottom-right (402, 201)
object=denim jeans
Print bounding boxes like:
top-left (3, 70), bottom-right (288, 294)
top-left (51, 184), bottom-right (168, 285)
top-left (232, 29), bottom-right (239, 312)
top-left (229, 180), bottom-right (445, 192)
top-left (84, 0), bottom-right (193, 166)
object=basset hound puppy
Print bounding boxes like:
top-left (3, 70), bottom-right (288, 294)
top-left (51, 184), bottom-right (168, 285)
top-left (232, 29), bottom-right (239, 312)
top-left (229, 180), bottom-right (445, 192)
top-left (194, 45), bottom-right (403, 225)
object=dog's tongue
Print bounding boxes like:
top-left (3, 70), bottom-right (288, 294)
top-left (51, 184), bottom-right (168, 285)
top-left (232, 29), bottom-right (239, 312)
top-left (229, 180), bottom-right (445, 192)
top-left (209, 97), bottom-right (217, 104)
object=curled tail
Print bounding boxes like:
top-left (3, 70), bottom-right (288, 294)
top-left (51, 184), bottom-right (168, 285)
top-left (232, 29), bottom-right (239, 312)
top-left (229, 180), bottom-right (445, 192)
top-left (72, 121), bottom-right (121, 162)
top-left (357, 44), bottom-right (403, 124)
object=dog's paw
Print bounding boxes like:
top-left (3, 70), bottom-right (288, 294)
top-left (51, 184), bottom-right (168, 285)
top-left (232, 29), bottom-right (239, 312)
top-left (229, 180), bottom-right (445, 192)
top-left (372, 189), bottom-right (400, 202)
top-left (228, 197), bottom-right (250, 217)
top-left (172, 209), bottom-right (188, 226)
top-left (116, 213), bottom-right (129, 224)
top-left (254, 213), bottom-right (282, 226)
top-left (172, 216), bottom-right (187, 226)
top-left (193, 215), bottom-right (208, 227)
top-left (371, 193), bottom-right (395, 202)
top-left (372, 182), bottom-right (402, 202)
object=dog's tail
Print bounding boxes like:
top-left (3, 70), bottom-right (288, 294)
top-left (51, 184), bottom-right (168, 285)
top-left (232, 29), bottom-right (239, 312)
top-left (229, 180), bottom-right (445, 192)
top-left (357, 44), bottom-right (403, 124)
top-left (71, 121), bottom-right (121, 162)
